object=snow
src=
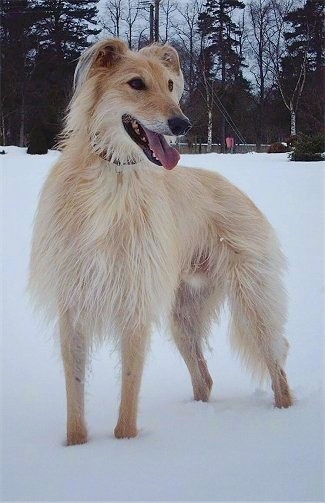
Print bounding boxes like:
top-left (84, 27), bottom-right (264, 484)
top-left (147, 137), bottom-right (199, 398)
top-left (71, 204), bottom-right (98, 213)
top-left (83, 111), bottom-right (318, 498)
top-left (1, 147), bottom-right (324, 502)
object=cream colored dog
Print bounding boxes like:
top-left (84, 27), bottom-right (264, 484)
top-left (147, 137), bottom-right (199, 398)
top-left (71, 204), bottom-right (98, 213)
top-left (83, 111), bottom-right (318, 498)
top-left (29, 38), bottom-right (293, 446)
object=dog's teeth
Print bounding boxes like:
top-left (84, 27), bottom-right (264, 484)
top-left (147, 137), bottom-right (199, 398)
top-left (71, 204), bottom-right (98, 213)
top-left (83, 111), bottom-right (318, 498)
top-left (141, 137), bottom-right (146, 142)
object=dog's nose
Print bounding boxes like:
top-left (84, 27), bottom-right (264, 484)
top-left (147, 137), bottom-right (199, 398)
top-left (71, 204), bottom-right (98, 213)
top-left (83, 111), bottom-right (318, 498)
top-left (168, 116), bottom-right (192, 136)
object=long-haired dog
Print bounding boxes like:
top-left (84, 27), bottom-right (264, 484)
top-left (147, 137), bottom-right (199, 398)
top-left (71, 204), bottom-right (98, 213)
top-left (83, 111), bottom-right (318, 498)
top-left (29, 38), bottom-right (293, 445)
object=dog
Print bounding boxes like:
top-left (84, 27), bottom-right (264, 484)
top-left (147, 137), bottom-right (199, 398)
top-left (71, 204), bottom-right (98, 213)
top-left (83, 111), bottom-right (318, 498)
top-left (29, 38), bottom-right (293, 446)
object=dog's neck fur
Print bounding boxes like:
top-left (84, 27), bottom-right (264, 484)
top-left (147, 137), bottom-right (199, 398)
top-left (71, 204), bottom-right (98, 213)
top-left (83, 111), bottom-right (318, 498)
top-left (90, 132), bottom-right (139, 172)
top-left (97, 149), bottom-right (138, 170)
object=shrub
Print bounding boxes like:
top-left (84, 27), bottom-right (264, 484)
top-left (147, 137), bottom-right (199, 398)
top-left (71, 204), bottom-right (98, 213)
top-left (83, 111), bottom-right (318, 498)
top-left (267, 142), bottom-right (289, 153)
top-left (27, 127), bottom-right (48, 155)
top-left (286, 135), bottom-right (298, 149)
top-left (289, 133), bottom-right (325, 162)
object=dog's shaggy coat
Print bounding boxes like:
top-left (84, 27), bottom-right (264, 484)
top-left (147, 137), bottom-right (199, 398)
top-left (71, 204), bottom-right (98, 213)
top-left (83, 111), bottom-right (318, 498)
top-left (29, 39), bottom-right (293, 445)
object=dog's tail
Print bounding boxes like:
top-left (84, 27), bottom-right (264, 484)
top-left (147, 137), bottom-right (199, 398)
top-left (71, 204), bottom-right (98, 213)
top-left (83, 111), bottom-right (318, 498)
top-left (226, 228), bottom-right (289, 383)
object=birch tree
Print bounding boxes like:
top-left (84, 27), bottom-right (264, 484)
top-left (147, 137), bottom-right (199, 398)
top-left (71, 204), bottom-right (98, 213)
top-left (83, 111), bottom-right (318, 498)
top-left (267, 0), bottom-right (307, 135)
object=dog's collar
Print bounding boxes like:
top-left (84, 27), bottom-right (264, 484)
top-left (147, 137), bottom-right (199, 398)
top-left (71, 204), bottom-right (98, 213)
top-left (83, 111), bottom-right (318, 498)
top-left (97, 149), bottom-right (138, 171)
top-left (90, 132), bottom-right (138, 172)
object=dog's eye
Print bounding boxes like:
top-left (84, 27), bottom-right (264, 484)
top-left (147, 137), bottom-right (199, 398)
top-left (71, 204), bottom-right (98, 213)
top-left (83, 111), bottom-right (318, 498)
top-left (128, 78), bottom-right (146, 90)
top-left (168, 80), bottom-right (173, 92)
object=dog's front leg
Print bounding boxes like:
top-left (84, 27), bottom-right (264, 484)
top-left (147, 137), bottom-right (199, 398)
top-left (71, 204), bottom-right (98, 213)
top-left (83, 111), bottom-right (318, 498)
top-left (114, 328), bottom-right (149, 439)
top-left (60, 311), bottom-right (88, 446)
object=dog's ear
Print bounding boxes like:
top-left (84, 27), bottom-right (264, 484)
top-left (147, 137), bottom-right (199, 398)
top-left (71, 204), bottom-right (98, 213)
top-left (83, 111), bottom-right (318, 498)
top-left (139, 43), bottom-right (184, 100)
top-left (139, 44), bottom-right (181, 74)
top-left (159, 45), bottom-right (181, 74)
top-left (94, 39), bottom-right (128, 68)
top-left (74, 39), bottom-right (128, 94)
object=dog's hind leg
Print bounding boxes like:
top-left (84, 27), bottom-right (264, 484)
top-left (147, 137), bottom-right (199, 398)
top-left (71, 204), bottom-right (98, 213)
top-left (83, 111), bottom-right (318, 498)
top-left (114, 327), bottom-right (150, 439)
top-left (60, 311), bottom-right (88, 445)
top-left (228, 256), bottom-right (293, 408)
top-left (171, 281), bottom-right (221, 402)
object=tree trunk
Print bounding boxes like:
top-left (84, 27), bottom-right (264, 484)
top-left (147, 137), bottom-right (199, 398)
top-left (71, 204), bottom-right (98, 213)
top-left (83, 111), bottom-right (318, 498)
top-left (220, 114), bottom-right (226, 153)
top-left (207, 108), bottom-right (212, 153)
top-left (149, 4), bottom-right (154, 42)
top-left (255, 101), bottom-right (263, 152)
top-left (19, 88), bottom-right (25, 147)
top-left (1, 111), bottom-right (6, 145)
top-left (290, 108), bottom-right (296, 136)
top-left (220, 57), bottom-right (226, 153)
top-left (128, 22), bottom-right (132, 48)
top-left (189, 35), bottom-right (194, 99)
top-left (154, 0), bottom-right (160, 42)
top-left (219, 3), bottom-right (226, 154)
top-left (116, 16), bottom-right (120, 38)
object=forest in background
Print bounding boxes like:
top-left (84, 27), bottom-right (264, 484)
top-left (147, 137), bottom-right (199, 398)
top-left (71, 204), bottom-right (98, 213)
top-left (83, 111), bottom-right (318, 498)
top-left (1, 0), bottom-right (324, 151)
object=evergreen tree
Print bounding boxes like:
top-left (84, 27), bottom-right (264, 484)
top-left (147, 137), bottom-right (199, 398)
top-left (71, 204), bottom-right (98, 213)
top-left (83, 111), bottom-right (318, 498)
top-left (27, 125), bottom-right (48, 154)
top-left (28, 0), bottom-right (101, 146)
top-left (34, 0), bottom-right (100, 60)
top-left (283, 0), bottom-right (324, 134)
top-left (285, 0), bottom-right (324, 73)
top-left (0, 0), bottom-right (39, 145)
top-left (1, 0), bottom-right (101, 146)
top-left (198, 0), bottom-right (245, 151)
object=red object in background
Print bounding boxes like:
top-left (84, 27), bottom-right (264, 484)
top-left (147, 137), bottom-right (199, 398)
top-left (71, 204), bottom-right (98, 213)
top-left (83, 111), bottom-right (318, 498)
top-left (226, 137), bottom-right (235, 150)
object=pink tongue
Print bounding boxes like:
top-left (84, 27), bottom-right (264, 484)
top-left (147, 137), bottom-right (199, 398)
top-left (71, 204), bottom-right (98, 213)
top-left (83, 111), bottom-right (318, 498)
top-left (143, 127), bottom-right (180, 170)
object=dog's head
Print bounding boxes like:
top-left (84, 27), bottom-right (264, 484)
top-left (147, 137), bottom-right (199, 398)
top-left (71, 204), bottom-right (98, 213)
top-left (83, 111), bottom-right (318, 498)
top-left (70, 39), bottom-right (191, 169)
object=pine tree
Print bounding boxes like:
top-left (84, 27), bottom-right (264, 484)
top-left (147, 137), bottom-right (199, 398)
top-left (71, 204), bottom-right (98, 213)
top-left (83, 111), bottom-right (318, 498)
top-left (34, 0), bottom-right (100, 60)
top-left (28, 0), bottom-right (101, 146)
top-left (0, 0), bottom-right (39, 145)
top-left (27, 125), bottom-right (48, 154)
top-left (285, 0), bottom-right (324, 73)
top-left (1, 0), bottom-right (101, 146)
top-left (283, 0), bottom-right (324, 134)
top-left (198, 0), bottom-right (245, 151)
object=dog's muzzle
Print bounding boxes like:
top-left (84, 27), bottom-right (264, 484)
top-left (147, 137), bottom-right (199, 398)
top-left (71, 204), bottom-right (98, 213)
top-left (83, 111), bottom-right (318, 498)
top-left (168, 116), bottom-right (192, 136)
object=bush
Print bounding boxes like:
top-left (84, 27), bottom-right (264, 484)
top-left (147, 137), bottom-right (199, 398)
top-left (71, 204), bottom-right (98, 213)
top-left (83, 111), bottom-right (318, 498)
top-left (286, 135), bottom-right (298, 149)
top-left (289, 133), bottom-right (325, 162)
top-left (27, 127), bottom-right (48, 155)
top-left (267, 142), bottom-right (289, 153)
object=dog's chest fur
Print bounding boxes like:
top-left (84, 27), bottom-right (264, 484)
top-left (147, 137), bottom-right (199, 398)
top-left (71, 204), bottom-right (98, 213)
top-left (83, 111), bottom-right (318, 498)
top-left (30, 162), bottom-right (180, 335)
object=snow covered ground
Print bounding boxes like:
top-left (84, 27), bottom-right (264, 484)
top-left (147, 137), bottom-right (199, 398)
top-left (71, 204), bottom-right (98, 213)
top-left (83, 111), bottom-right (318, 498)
top-left (1, 147), bottom-right (324, 502)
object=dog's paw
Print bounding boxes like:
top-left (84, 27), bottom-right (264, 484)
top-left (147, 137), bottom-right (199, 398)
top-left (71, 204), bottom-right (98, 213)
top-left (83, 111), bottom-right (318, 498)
top-left (193, 385), bottom-right (211, 402)
top-left (272, 368), bottom-right (294, 409)
top-left (114, 422), bottom-right (138, 439)
top-left (274, 391), bottom-right (294, 409)
top-left (67, 432), bottom-right (88, 446)
top-left (66, 423), bottom-right (88, 446)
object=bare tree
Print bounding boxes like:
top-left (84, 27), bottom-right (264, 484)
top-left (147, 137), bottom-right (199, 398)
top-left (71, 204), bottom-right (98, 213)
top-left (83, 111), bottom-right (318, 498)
top-left (122, 0), bottom-right (141, 48)
top-left (267, 0), bottom-right (307, 135)
top-left (248, 0), bottom-right (274, 149)
top-left (101, 0), bottom-right (123, 38)
top-left (160, 0), bottom-right (177, 43)
top-left (173, 0), bottom-right (202, 99)
top-left (102, 0), bottom-right (143, 48)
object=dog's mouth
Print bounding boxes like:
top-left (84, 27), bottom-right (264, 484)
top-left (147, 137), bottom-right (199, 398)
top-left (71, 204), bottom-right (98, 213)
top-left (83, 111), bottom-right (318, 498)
top-left (122, 114), bottom-right (180, 170)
